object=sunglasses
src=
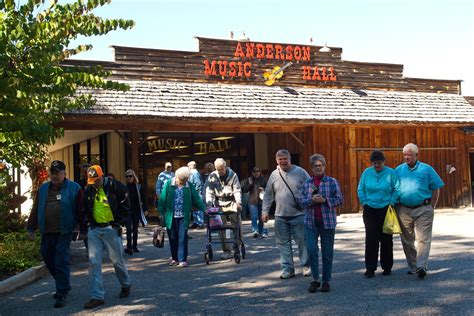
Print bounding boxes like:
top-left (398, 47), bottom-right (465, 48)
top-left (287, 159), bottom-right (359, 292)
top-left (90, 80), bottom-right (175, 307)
top-left (125, 175), bottom-right (133, 178)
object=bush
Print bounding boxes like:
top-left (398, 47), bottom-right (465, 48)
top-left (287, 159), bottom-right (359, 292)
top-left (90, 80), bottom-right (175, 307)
top-left (0, 232), bottom-right (41, 278)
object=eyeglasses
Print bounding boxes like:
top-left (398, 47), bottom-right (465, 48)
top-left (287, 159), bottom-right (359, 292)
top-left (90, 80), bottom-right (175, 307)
top-left (313, 164), bottom-right (324, 168)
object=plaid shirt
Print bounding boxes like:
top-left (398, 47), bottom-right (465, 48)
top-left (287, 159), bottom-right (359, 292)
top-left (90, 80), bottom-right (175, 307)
top-left (299, 175), bottom-right (343, 229)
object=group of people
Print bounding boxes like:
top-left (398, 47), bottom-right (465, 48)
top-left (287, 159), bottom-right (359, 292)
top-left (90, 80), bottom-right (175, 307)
top-left (26, 141), bottom-right (444, 309)
top-left (27, 162), bottom-right (144, 309)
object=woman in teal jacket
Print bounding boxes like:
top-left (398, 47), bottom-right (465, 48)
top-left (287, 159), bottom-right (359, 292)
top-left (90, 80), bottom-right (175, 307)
top-left (357, 150), bottom-right (399, 278)
top-left (158, 166), bottom-right (206, 267)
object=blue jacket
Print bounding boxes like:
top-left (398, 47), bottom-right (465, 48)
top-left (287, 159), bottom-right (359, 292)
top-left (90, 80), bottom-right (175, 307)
top-left (27, 178), bottom-right (82, 235)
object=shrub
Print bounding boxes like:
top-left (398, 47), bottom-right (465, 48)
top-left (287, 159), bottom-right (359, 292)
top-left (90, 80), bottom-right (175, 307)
top-left (0, 232), bottom-right (41, 278)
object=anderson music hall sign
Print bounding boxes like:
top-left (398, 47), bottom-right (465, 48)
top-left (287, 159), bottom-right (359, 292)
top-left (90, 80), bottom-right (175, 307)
top-left (203, 41), bottom-right (337, 84)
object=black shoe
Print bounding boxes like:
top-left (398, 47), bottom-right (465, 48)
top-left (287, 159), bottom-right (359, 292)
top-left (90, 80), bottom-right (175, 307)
top-left (417, 268), bottom-right (427, 279)
top-left (382, 270), bottom-right (391, 276)
top-left (124, 248), bottom-right (133, 255)
top-left (133, 247), bottom-right (140, 253)
top-left (54, 295), bottom-right (66, 308)
top-left (84, 299), bottom-right (105, 309)
top-left (364, 270), bottom-right (375, 278)
top-left (119, 286), bottom-right (131, 298)
top-left (308, 281), bottom-right (320, 293)
top-left (407, 270), bottom-right (415, 275)
top-left (321, 282), bottom-right (330, 292)
top-left (190, 223), bottom-right (199, 229)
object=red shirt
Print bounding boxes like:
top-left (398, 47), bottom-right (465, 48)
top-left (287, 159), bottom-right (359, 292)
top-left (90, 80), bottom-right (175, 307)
top-left (313, 175), bottom-right (323, 221)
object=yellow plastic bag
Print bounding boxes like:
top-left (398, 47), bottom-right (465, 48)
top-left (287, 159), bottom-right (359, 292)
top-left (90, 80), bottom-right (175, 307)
top-left (383, 205), bottom-right (401, 234)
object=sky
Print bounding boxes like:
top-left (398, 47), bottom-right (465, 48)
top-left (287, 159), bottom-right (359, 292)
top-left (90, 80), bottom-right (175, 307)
top-left (69, 0), bottom-right (474, 95)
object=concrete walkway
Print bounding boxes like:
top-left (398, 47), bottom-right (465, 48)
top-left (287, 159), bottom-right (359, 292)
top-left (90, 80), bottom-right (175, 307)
top-left (0, 208), bottom-right (473, 315)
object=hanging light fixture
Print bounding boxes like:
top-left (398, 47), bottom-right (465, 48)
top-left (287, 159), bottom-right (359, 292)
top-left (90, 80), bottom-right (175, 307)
top-left (319, 42), bottom-right (331, 53)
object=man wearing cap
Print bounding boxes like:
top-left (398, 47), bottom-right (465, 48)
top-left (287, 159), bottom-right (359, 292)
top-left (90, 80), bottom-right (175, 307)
top-left (81, 165), bottom-right (131, 309)
top-left (241, 167), bottom-right (268, 238)
top-left (27, 160), bottom-right (82, 308)
top-left (155, 162), bottom-right (175, 202)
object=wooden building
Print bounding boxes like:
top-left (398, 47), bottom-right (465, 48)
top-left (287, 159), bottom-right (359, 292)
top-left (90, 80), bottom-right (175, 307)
top-left (51, 37), bottom-right (474, 213)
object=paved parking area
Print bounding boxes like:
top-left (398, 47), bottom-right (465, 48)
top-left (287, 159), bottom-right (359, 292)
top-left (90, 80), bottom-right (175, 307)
top-left (0, 208), bottom-right (472, 315)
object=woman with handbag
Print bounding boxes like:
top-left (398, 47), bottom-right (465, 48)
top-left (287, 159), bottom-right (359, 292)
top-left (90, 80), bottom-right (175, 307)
top-left (158, 167), bottom-right (205, 267)
top-left (357, 150), bottom-right (400, 278)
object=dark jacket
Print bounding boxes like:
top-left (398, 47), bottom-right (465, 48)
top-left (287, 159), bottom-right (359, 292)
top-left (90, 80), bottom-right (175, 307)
top-left (81, 177), bottom-right (130, 231)
top-left (27, 178), bottom-right (82, 235)
top-left (241, 175), bottom-right (266, 206)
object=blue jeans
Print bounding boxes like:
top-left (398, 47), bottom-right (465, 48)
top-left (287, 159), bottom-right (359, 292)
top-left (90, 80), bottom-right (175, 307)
top-left (192, 210), bottom-right (204, 226)
top-left (88, 226), bottom-right (131, 300)
top-left (40, 233), bottom-right (72, 296)
top-left (249, 204), bottom-right (267, 234)
top-left (167, 217), bottom-right (189, 262)
top-left (274, 215), bottom-right (308, 274)
top-left (305, 221), bottom-right (335, 283)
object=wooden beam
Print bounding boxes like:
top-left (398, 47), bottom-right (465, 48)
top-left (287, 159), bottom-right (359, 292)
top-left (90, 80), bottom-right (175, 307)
top-left (130, 130), bottom-right (139, 173)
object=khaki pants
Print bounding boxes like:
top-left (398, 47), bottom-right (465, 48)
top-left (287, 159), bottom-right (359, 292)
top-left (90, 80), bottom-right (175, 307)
top-left (397, 204), bottom-right (434, 271)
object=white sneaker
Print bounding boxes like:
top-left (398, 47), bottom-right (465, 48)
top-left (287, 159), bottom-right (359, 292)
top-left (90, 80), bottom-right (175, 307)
top-left (262, 232), bottom-right (269, 238)
top-left (303, 266), bottom-right (311, 277)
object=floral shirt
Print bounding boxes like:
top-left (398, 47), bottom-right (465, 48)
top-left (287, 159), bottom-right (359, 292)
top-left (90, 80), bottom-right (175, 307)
top-left (174, 187), bottom-right (184, 218)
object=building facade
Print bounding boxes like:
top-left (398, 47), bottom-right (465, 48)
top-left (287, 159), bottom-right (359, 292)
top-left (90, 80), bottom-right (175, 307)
top-left (49, 37), bottom-right (474, 213)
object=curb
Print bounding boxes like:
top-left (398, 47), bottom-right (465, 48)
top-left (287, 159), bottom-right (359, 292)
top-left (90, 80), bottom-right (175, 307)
top-left (0, 264), bottom-right (48, 295)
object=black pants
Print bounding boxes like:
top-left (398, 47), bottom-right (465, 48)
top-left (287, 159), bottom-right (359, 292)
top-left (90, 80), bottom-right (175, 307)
top-left (363, 205), bottom-right (393, 272)
top-left (126, 209), bottom-right (140, 249)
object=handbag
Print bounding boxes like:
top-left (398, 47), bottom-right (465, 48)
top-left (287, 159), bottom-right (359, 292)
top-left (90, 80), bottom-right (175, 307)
top-left (278, 169), bottom-right (303, 211)
top-left (383, 205), bottom-right (402, 235)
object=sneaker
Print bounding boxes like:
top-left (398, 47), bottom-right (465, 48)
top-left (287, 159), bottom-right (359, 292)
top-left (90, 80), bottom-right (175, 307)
top-left (178, 261), bottom-right (189, 267)
top-left (320, 282), bottom-right (330, 292)
top-left (119, 286), bottom-right (131, 298)
top-left (364, 270), bottom-right (375, 278)
top-left (382, 270), bottom-right (391, 276)
top-left (169, 259), bottom-right (178, 266)
top-left (262, 232), bottom-right (269, 238)
top-left (416, 268), bottom-right (427, 279)
top-left (303, 266), bottom-right (311, 277)
top-left (308, 281), bottom-right (320, 293)
top-left (220, 252), bottom-right (233, 260)
top-left (253, 232), bottom-right (259, 238)
top-left (84, 299), bottom-right (105, 309)
top-left (54, 295), bottom-right (66, 308)
top-left (124, 248), bottom-right (133, 255)
top-left (280, 271), bottom-right (296, 279)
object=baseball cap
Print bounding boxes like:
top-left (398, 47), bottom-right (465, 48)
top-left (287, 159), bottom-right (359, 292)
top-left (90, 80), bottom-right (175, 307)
top-left (50, 160), bottom-right (66, 172)
top-left (87, 165), bottom-right (104, 184)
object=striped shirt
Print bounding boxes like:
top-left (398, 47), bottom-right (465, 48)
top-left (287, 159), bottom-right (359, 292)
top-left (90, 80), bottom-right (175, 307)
top-left (299, 175), bottom-right (343, 230)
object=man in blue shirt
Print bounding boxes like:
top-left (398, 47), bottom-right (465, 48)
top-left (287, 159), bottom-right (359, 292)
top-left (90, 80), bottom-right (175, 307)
top-left (395, 143), bottom-right (444, 279)
top-left (155, 162), bottom-right (175, 205)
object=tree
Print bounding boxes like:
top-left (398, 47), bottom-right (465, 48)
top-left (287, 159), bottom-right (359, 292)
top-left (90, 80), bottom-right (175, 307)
top-left (0, 0), bottom-right (134, 228)
top-left (0, 0), bottom-right (135, 167)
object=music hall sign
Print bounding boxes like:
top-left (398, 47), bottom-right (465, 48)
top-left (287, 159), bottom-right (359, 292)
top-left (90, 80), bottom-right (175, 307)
top-left (203, 41), bottom-right (337, 85)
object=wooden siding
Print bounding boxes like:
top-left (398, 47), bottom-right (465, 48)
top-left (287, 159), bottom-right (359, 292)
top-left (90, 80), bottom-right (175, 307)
top-left (64, 38), bottom-right (461, 94)
top-left (266, 125), bottom-right (472, 213)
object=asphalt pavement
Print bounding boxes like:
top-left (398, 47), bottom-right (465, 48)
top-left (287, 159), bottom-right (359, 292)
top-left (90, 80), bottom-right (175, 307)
top-left (0, 208), bottom-right (473, 315)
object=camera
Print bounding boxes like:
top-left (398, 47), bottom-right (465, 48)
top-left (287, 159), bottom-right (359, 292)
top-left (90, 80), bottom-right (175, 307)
top-left (312, 187), bottom-right (319, 196)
